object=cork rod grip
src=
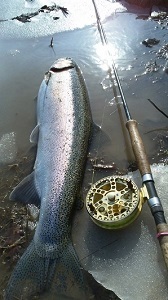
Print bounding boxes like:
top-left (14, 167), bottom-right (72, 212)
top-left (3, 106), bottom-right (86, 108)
top-left (157, 223), bottom-right (168, 268)
top-left (126, 119), bottom-right (151, 175)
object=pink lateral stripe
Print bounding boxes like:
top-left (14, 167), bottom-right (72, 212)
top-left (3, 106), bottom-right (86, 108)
top-left (157, 232), bottom-right (168, 238)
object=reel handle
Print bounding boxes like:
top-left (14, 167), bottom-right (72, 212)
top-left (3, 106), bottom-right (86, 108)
top-left (157, 223), bottom-right (168, 268)
top-left (126, 119), bottom-right (151, 176)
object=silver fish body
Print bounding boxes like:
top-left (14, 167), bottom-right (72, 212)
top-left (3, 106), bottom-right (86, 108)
top-left (5, 58), bottom-right (92, 299)
top-left (34, 57), bottom-right (92, 257)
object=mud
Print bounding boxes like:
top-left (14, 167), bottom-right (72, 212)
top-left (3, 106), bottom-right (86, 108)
top-left (0, 147), bottom-right (36, 299)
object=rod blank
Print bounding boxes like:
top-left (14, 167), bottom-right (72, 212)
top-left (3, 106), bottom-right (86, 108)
top-left (92, 0), bottom-right (168, 269)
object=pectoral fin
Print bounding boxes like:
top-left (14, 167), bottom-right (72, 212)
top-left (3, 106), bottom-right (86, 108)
top-left (30, 125), bottom-right (39, 144)
top-left (10, 171), bottom-right (40, 206)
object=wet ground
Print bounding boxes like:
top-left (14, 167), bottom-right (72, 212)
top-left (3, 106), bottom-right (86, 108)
top-left (0, 147), bottom-right (36, 298)
top-left (0, 0), bottom-right (168, 299)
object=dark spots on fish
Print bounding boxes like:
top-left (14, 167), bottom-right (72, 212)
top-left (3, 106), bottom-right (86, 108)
top-left (5, 57), bottom-right (92, 298)
top-left (50, 66), bottom-right (74, 73)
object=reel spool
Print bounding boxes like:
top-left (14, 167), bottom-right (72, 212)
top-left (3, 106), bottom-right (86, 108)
top-left (86, 176), bottom-right (145, 229)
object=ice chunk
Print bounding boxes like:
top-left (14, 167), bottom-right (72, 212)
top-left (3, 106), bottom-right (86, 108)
top-left (73, 164), bottom-right (168, 300)
top-left (0, 132), bottom-right (17, 164)
top-left (24, 0), bottom-right (53, 9)
top-left (1, 0), bottom-right (126, 38)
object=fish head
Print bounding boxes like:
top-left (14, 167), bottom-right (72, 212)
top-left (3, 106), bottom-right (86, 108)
top-left (44, 57), bottom-right (75, 84)
top-left (50, 57), bottom-right (75, 71)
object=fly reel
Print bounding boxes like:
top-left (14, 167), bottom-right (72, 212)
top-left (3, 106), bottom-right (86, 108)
top-left (86, 176), bottom-right (145, 229)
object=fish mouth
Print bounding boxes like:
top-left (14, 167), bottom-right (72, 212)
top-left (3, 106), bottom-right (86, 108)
top-left (49, 57), bottom-right (75, 73)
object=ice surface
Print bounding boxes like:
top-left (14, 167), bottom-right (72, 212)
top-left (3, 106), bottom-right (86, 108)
top-left (0, 0), bottom-right (126, 38)
top-left (0, 132), bottom-right (17, 164)
top-left (72, 164), bottom-right (168, 300)
top-left (24, 0), bottom-right (53, 9)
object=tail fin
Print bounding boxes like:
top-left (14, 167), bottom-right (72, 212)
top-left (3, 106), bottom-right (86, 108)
top-left (5, 239), bottom-right (86, 300)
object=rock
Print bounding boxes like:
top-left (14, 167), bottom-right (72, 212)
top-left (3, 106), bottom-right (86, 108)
top-left (124, 0), bottom-right (168, 7)
top-left (142, 38), bottom-right (160, 47)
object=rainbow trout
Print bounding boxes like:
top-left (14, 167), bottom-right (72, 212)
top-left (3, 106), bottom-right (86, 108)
top-left (5, 58), bottom-right (92, 299)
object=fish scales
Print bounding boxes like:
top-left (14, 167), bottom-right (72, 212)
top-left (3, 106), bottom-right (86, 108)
top-left (5, 58), bottom-right (92, 299)
top-left (34, 59), bottom-right (92, 256)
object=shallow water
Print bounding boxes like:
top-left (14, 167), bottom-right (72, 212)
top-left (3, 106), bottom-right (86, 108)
top-left (0, 1), bottom-right (167, 167)
top-left (0, 0), bottom-right (168, 299)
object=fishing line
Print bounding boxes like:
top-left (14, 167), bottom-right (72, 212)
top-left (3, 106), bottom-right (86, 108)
top-left (90, 96), bottom-right (108, 185)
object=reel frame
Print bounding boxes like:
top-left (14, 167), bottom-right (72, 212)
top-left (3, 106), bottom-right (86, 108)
top-left (86, 176), bottom-right (145, 229)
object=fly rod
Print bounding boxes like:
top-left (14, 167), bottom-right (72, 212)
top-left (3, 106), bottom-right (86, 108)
top-left (89, 0), bottom-right (168, 268)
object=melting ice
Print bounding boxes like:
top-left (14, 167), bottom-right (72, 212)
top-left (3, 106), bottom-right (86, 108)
top-left (73, 163), bottom-right (168, 300)
top-left (0, 0), bottom-right (126, 38)
top-left (0, 132), bottom-right (17, 164)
